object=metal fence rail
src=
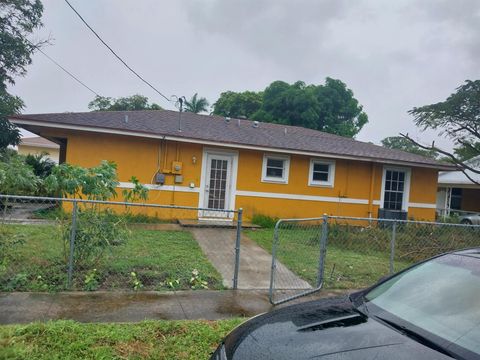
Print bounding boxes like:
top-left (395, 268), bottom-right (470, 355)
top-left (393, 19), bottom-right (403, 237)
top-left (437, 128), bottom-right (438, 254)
top-left (0, 194), bottom-right (243, 292)
top-left (269, 214), bottom-right (480, 305)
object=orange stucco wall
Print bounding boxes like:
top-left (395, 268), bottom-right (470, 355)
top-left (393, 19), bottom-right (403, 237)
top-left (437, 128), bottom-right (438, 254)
top-left (37, 129), bottom-right (439, 221)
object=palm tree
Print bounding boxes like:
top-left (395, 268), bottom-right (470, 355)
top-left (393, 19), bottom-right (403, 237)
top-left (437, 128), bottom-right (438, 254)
top-left (184, 93), bottom-right (209, 114)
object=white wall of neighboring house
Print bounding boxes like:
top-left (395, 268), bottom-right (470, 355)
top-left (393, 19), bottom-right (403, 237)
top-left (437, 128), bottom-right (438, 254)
top-left (437, 156), bottom-right (480, 216)
top-left (17, 136), bottom-right (60, 163)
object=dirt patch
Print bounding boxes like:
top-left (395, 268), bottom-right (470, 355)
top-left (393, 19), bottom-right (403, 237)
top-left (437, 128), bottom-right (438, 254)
top-left (115, 340), bottom-right (153, 359)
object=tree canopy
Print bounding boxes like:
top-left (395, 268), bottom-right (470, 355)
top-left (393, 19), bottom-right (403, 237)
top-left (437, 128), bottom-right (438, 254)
top-left (0, 0), bottom-right (44, 149)
top-left (404, 80), bottom-right (480, 179)
top-left (212, 78), bottom-right (368, 138)
top-left (184, 93), bottom-right (209, 114)
top-left (381, 136), bottom-right (437, 159)
top-left (88, 95), bottom-right (162, 111)
top-left (213, 91), bottom-right (263, 118)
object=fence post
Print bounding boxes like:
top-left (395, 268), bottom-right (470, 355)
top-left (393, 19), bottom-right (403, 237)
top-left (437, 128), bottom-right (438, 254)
top-left (67, 200), bottom-right (78, 289)
top-left (232, 208), bottom-right (243, 290)
top-left (317, 214), bottom-right (329, 287)
top-left (390, 221), bottom-right (397, 275)
top-left (269, 220), bottom-right (282, 303)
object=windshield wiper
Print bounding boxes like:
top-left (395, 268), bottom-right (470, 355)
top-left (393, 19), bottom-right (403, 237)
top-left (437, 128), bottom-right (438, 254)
top-left (374, 315), bottom-right (456, 359)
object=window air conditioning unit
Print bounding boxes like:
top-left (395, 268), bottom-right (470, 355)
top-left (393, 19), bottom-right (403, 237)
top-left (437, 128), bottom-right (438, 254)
top-left (378, 208), bottom-right (407, 221)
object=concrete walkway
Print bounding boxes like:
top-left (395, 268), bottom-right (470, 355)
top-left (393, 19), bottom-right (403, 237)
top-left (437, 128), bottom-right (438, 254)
top-left (0, 290), bottom-right (350, 324)
top-left (189, 228), bottom-right (311, 290)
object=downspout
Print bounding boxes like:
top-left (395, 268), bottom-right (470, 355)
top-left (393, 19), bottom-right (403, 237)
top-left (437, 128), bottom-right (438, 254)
top-left (163, 139), bottom-right (168, 171)
top-left (151, 136), bottom-right (165, 184)
top-left (368, 163), bottom-right (376, 218)
top-left (172, 142), bottom-right (180, 205)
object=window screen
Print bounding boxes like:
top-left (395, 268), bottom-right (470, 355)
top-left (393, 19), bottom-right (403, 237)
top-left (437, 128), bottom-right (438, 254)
top-left (266, 158), bottom-right (285, 178)
top-left (383, 170), bottom-right (406, 211)
top-left (312, 163), bottom-right (330, 182)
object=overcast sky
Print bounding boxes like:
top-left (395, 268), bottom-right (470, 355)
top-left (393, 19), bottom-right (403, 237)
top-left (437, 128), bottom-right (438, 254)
top-left (10, 0), bottom-right (480, 148)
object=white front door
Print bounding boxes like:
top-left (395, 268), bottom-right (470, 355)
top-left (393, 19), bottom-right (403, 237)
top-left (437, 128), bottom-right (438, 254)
top-left (201, 152), bottom-right (235, 219)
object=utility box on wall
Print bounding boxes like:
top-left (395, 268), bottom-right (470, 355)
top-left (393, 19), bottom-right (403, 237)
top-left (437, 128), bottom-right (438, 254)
top-left (155, 173), bottom-right (166, 185)
top-left (172, 161), bottom-right (183, 175)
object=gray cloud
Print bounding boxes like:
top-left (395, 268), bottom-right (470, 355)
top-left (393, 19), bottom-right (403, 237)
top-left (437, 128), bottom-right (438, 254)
top-left (11, 0), bottom-right (480, 150)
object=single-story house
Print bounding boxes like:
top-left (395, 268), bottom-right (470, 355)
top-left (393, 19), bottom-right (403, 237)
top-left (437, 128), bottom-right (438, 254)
top-left (17, 136), bottom-right (60, 163)
top-left (9, 110), bottom-right (453, 221)
top-left (437, 156), bottom-right (480, 216)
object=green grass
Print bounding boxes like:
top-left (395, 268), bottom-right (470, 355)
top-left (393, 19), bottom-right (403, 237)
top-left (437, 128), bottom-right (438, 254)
top-left (246, 228), bottom-right (413, 289)
top-left (0, 224), bottom-right (223, 292)
top-left (32, 206), bottom-right (169, 224)
top-left (0, 319), bottom-right (243, 360)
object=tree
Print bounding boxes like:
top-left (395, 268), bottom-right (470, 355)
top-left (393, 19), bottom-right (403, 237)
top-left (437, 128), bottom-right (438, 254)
top-left (212, 78), bottom-right (368, 137)
top-left (184, 93), bottom-right (209, 114)
top-left (0, 93), bottom-right (24, 149)
top-left (213, 91), bottom-right (263, 118)
top-left (88, 95), bottom-right (162, 111)
top-left (453, 142), bottom-right (480, 161)
top-left (403, 80), bottom-right (480, 180)
top-left (45, 161), bottom-right (119, 200)
top-left (24, 152), bottom-right (56, 178)
top-left (0, 0), bottom-right (44, 149)
top-left (381, 136), bottom-right (438, 159)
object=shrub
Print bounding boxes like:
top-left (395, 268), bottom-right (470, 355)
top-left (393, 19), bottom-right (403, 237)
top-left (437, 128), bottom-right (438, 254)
top-left (62, 207), bottom-right (130, 268)
top-left (25, 152), bottom-right (56, 178)
top-left (251, 214), bottom-right (279, 228)
top-left (0, 154), bottom-right (40, 195)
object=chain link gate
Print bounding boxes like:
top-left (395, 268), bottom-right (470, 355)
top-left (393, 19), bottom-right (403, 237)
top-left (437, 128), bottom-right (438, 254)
top-left (269, 216), bottom-right (328, 305)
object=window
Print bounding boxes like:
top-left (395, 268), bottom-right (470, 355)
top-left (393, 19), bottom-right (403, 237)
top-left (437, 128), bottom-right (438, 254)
top-left (309, 159), bottom-right (335, 187)
top-left (382, 168), bottom-right (410, 211)
top-left (450, 188), bottom-right (462, 210)
top-left (261, 154), bottom-right (290, 183)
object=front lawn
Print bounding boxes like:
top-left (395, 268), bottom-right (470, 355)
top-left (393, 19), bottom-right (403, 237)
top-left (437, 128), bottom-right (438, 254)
top-left (246, 228), bottom-right (412, 289)
top-left (0, 319), bottom-right (243, 360)
top-left (0, 224), bottom-right (223, 291)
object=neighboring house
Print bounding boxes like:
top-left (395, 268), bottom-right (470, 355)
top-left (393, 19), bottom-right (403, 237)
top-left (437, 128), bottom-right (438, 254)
top-left (9, 110), bottom-right (453, 221)
top-left (18, 136), bottom-right (60, 163)
top-left (437, 156), bottom-right (480, 216)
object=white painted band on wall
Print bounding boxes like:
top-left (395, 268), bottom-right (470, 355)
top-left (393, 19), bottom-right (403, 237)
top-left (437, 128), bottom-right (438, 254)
top-left (408, 202), bottom-right (437, 209)
top-left (372, 199), bottom-right (435, 209)
top-left (235, 190), bottom-right (369, 205)
top-left (117, 183), bottom-right (436, 209)
top-left (117, 182), bottom-right (200, 193)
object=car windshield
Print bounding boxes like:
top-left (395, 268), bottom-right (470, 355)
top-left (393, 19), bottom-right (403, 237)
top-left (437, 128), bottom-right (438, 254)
top-left (365, 253), bottom-right (480, 355)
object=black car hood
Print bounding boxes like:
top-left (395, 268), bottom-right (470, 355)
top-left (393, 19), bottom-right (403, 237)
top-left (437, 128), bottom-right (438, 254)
top-left (223, 296), bottom-right (452, 360)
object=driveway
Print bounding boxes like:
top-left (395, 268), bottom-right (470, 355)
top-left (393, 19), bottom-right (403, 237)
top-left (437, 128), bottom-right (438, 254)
top-left (189, 228), bottom-right (312, 290)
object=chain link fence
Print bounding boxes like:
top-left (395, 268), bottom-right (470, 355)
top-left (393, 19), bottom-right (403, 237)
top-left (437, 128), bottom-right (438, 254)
top-left (0, 194), bottom-right (242, 292)
top-left (269, 215), bottom-right (480, 304)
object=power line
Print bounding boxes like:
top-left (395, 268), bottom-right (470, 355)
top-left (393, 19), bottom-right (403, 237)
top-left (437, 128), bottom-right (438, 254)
top-left (29, 41), bottom-right (101, 97)
top-left (64, 0), bottom-right (171, 103)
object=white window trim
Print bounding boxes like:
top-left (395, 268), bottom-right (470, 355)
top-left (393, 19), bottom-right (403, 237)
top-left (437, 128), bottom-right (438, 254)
top-left (308, 158), bottom-right (336, 187)
top-left (380, 166), bottom-right (411, 212)
top-left (261, 153), bottom-right (290, 184)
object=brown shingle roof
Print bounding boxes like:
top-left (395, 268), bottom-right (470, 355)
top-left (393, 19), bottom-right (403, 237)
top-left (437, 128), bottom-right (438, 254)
top-left (20, 136), bottom-right (59, 149)
top-left (10, 110), bottom-right (452, 169)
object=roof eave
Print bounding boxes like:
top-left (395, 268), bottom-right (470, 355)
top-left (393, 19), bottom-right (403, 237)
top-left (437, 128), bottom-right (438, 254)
top-left (9, 117), bottom-right (454, 171)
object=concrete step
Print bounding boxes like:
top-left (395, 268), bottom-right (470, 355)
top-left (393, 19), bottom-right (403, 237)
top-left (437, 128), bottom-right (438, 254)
top-left (178, 219), bottom-right (260, 229)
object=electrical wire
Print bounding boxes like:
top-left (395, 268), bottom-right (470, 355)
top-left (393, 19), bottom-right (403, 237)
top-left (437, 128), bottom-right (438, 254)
top-left (64, 0), bottom-right (171, 103)
top-left (30, 42), bottom-right (101, 97)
